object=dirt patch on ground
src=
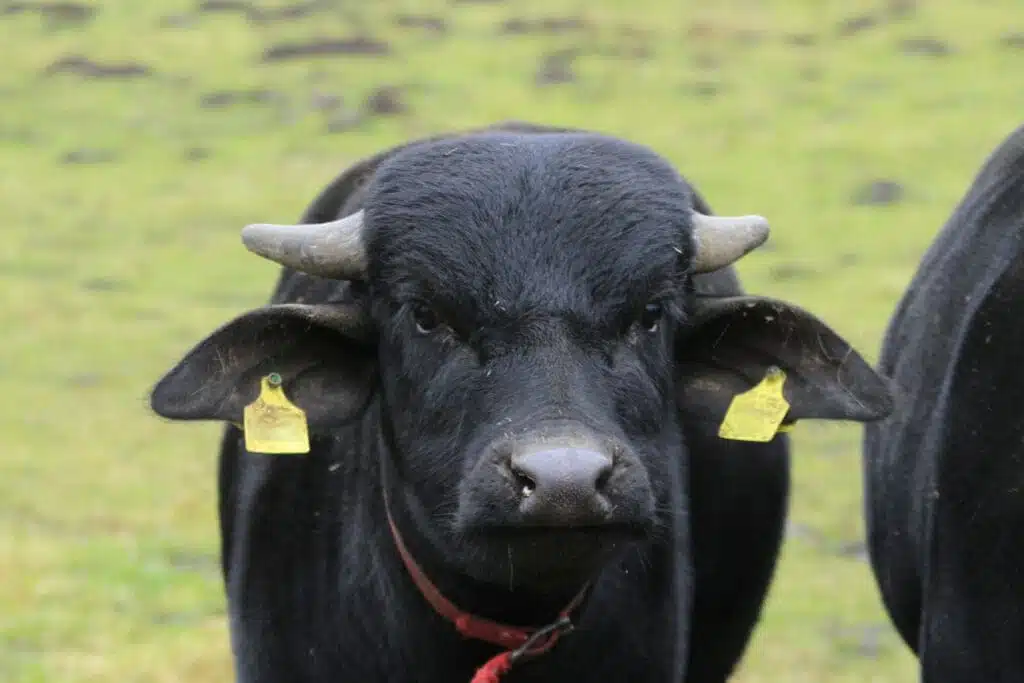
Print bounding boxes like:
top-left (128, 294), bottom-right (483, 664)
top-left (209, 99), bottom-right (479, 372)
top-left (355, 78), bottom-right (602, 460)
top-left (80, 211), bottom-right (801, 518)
top-left (43, 55), bottom-right (152, 79)
top-left (2, 2), bottom-right (96, 26)
top-left (899, 36), bottom-right (953, 57)
top-left (394, 14), bottom-right (448, 35)
top-left (262, 35), bottom-right (392, 62)
top-left (198, 88), bottom-right (284, 109)
top-left (498, 16), bottom-right (589, 35)
top-left (535, 49), bottom-right (578, 86)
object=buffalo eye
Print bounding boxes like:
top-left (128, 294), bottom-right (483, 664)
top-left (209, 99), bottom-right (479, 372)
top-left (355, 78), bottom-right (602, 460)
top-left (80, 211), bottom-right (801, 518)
top-left (640, 302), bottom-right (664, 333)
top-left (412, 303), bottom-right (443, 335)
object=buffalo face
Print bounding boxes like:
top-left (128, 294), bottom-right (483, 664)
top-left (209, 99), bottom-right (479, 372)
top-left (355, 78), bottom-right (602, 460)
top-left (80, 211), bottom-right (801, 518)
top-left (362, 134), bottom-right (710, 589)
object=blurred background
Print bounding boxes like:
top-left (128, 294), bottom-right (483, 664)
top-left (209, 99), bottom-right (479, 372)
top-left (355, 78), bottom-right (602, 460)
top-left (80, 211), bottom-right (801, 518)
top-left (3, 0), bottom-right (1022, 680)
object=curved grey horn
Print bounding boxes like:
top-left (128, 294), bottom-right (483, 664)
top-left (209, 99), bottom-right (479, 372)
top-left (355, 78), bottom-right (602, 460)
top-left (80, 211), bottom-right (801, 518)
top-left (689, 212), bottom-right (770, 274)
top-left (240, 210), bottom-right (368, 280)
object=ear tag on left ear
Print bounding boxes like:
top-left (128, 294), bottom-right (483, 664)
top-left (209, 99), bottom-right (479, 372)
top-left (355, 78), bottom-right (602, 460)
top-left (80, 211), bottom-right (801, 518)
top-left (243, 373), bottom-right (310, 455)
top-left (718, 366), bottom-right (791, 443)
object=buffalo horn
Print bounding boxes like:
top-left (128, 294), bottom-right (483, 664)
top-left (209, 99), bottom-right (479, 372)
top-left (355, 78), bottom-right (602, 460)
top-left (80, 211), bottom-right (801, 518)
top-left (240, 210), bottom-right (368, 280)
top-left (689, 212), bottom-right (770, 274)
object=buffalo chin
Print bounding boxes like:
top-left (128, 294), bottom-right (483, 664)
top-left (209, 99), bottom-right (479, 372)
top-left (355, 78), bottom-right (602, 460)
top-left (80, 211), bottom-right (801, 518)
top-left (454, 522), bottom-right (651, 591)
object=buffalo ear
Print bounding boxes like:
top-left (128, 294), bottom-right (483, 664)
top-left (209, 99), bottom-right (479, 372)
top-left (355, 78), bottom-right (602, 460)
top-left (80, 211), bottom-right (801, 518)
top-left (150, 303), bottom-right (375, 428)
top-left (675, 296), bottom-right (893, 427)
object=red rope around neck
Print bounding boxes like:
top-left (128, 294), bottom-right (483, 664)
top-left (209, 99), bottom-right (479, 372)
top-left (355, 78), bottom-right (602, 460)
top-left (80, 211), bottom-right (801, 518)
top-left (384, 498), bottom-right (587, 682)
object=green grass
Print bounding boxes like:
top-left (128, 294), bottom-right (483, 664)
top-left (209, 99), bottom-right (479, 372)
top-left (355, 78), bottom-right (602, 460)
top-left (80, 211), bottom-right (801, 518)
top-left (3, 0), bottom-right (1023, 680)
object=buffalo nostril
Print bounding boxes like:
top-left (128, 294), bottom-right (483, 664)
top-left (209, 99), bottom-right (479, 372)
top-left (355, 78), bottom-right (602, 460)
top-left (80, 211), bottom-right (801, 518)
top-left (507, 447), bottom-right (615, 525)
top-left (510, 466), bottom-right (537, 498)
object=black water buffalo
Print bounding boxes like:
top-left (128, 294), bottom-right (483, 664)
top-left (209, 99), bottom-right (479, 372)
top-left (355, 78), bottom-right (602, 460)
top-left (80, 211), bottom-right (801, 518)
top-left (863, 123), bottom-right (1024, 681)
top-left (150, 122), bottom-right (891, 683)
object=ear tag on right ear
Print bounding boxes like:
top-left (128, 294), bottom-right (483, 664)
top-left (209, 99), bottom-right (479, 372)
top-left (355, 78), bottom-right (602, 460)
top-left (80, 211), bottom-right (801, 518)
top-left (243, 373), bottom-right (310, 455)
top-left (718, 366), bottom-right (791, 443)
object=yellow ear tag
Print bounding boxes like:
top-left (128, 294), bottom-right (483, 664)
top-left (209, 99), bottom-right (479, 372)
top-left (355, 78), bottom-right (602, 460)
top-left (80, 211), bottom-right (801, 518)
top-left (718, 366), bottom-right (791, 443)
top-left (242, 373), bottom-right (310, 454)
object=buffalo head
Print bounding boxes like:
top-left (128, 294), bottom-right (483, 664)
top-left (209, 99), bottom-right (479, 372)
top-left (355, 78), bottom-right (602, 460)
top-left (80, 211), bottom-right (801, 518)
top-left (150, 131), bottom-right (891, 595)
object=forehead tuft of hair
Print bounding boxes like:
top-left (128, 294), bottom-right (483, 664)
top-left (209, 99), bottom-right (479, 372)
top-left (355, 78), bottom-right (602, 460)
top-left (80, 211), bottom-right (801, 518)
top-left (362, 132), bottom-right (696, 320)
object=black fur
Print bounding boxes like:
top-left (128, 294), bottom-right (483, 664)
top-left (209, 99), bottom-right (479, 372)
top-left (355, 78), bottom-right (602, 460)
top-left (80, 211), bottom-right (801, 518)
top-left (151, 122), bottom-right (891, 682)
top-left (863, 123), bottom-right (1024, 682)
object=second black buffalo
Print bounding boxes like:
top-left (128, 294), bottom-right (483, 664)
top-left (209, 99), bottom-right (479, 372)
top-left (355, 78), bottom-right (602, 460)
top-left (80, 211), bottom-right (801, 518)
top-left (864, 123), bottom-right (1024, 681)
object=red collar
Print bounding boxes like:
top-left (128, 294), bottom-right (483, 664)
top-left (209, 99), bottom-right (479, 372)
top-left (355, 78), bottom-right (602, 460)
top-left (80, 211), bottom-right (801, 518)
top-left (384, 497), bottom-right (589, 683)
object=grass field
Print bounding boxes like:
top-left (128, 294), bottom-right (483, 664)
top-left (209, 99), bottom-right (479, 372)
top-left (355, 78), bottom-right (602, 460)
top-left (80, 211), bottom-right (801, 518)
top-left (3, 0), bottom-right (1023, 680)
